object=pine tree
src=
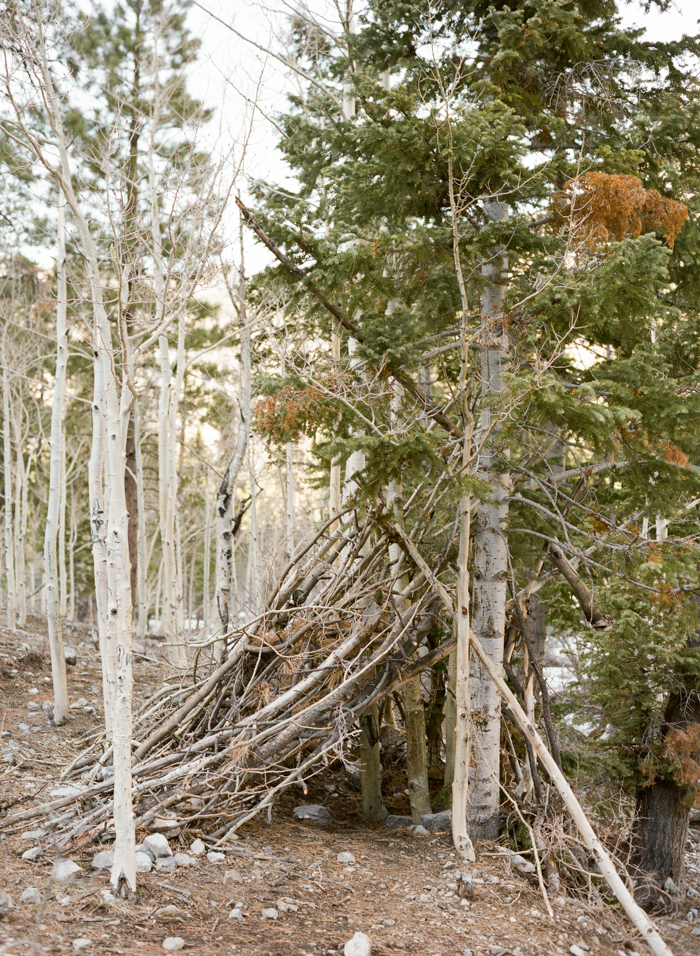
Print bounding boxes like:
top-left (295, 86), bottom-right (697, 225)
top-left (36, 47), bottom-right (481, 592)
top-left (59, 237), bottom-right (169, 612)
top-left (248, 0), bottom-right (700, 896)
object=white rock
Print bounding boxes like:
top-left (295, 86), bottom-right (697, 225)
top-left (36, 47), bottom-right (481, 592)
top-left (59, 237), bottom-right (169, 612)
top-left (27, 702), bottom-right (40, 712)
top-left (570, 947), bottom-right (587, 956)
top-left (28, 688), bottom-right (38, 695)
top-left (152, 816), bottom-right (180, 831)
top-left (20, 829), bottom-right (46, 841)
top-left (207, 851), bottom-right (225, 863)
top-left (277, 899), bottom-right (298, 913)
top-left (261, 907), bottom-right (279, 920)
top-left (144, 833), bottom-right (172, 859)
top-left (91, 850), bottom-right (114, 870)
top-left (100, 890), bottom-right (116, 905)
top-left (0, 891), bottom-right (13, 917)
top-left (42, 701), bottom-right (53, 713)
top-left (223, 869), bottom-right (244, 884)
top-left (50, 785), bottom-right (83, 798)
top-left (189, 838), bottom-right (206, 856)
top-left (155, 857), bottom-right (177, 873)
top-left (52, 860), bottom-right (83, 883)
top-left (412, 825), bottom-right (429, 836)
top-left (135, 852), bottom-right (153, 873)
top-left (59, 896), bottom-right (71, 906)
top-left (228, 908), bottom-right (242, 921)
top-left (344, 932), bottom-right (372, 956)
top-left (162, 938), bottom-right (185, 952)
top-left (21, 846), bottom-right (42, 861)
top-left (135, 844), bottom-right (155, 861)
top-left (64, 647), bottom-right (77, 666)
top-left (337, 851), bottom-right (356, 864)
top-left (173, 853), bottom-right (194, 867)
top-left (73, 939), bottom-right (92, 951)
top-left (20, 888), bottom-right (41, 904)
top-left (510, 854), bottom-right (535, 874)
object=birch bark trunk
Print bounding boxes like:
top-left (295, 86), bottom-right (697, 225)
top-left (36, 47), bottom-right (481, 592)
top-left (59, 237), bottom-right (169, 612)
top-left (2, 345), bottom-right (15, 629)
top-left (469, 199), bottom-right (510, 840)
top-left (134, 400), bottom-right (147, 642)
top-left (44, 202), bottom-right (69, 726)
top-left (13, 407), bottom-right (27, 628)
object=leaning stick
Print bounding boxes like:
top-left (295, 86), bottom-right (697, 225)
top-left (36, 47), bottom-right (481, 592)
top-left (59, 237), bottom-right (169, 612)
top-left (387, 522), bottom-right (673, 956)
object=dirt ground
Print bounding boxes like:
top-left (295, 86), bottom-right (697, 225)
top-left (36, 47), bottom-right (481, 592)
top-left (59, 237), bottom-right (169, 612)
top-left (0, 620), bottom-right (699, 956)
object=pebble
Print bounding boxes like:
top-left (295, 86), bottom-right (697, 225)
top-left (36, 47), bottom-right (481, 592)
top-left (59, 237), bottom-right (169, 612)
top-left (28, 688), bottom-right (38, 695)
top-left (21, 846), bottom-right (42, 861)
top-left (156, 857), bottom-right (177, 874)
top-left (73, 940), bottom-right (92, 951)
top-left (692, 928), bottom-right (700, 937)
top-left (261, 907), bottom-right (279, 920)
top-left (419, 894), bottom-right (431, 903)
top-left (100, 890), bottom-right (116, 904)
top-left (135, 844), bottom-right (155, 861)
top-left (344, 932), bottom-right (372, 956)
top-left (135, 852), bottom-right (153, 873)
top-left (173, 853), bottom-right (194, 867)
top-left (292, 804), bottom-right (332, 825)
top-left (510, 854), bottom-right (535, 874)
top-left (91, 850), bottom-right (114, 870)
top-left (223, 870), bottom-right (244, 884)
top-left (0, 891), bottom-right (12, 918)
top-left (189, 838), bottom-right (206, 856)
top-left (383, 918), bottom-right (395, 927)
top-left (82, 706), bottom-right (96, 715)
top-left (411, 825), bottom-right (429, 836)
top-left (207, 851), bottom-right (225, 863)
top-left (18, 723), bottom-right (30, 734)
top-left (489, 948), bottom-right (505, 956)
top-left (162, 938), bottom-right (185, 952)
top-left (144, 833), bottom-right (172, 859)
top-left (570, 947), bottom-right (588, 956)
top-left (53, 860), bottom-right (83, 883)
top-left (27, 702), bottom-right (40, 712)
top-left (385, 815), bottom-right (413, 830)
top-left (277, 899), bottom-right (298, 913)
top-left (228, 908), bottom-right (243, 921)
top-left (42, 701), bottom-right (53, 713)
top-left (64, 647), bottom-right (77, 666)
top-left (337, 852), bottom-right (356, 864)
top-left (20, 887), bottom-right (41, 904)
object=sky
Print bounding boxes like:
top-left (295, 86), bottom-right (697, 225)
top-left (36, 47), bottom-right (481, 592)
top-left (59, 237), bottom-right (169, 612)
top-left (183, 0), bottom-right (700, 273)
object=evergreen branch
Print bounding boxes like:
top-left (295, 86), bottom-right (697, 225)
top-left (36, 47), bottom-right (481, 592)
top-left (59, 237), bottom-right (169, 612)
top-left (235, 197), bottom-right (464, 440)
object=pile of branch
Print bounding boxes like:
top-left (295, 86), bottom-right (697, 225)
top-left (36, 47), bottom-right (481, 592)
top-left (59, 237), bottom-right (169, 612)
top-left (3, 506), bottom-right (448, 847)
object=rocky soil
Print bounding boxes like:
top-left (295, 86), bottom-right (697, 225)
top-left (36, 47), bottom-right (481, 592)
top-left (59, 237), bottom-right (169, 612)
top-left (0, 619), bottom-right (698, 956)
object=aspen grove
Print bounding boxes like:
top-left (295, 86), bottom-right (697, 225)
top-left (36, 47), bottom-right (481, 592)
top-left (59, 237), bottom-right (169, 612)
top-left (0, 0), bottom-right (700, 953)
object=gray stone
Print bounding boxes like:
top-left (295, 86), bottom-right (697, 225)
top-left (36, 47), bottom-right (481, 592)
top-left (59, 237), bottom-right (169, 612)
top-left (20, 887), bottom-right (41, 905)
top-left (20, 829), bottom-right (46, 841)
top-left (277, 899), bottom-right (298, 913)
top-left (570, 947), bottom-right (588, 956)
top-left (18, 723), bottom-right (30, 734)
top-left (100, 890), bottom-right (116, 904)
top-left (27, 702), bottom-right (40, 712)
top-left (135, 843), bottom-right (155, 861)
top-left (0, 890), bottom-right (13, 918)
top-left (42, 701), bottom-right (53, 713)
top-left (420, 810), bottom-right (452, 833)
top-left (173, 853), bottom-right (194, 867)
top-left (162, 939), bottom-right (185, 952)
top-left (135, 852), bottom-right (152, 873)
top-left (292, 804), bottom-right (332, 825)
top-left (64, 647), bottom-right (77, 666)
top-left (261, 907), bottom-right (279, 920)
top-left (73, 939), bottom-right (92, 951)
top-left (337, 851), bottom-right (356, 864)
top-left (489, 948), bottom-right (505, 956)
top-left (223, 870), bottom-right (244, 884)
top-left (228, 908), bottom-right (243, 921)
top-left (50, 785), bottom-right (83, 798)
top-left (344, 932), bottom-right (372, 956)
top-left (91, 850), bottom-right (114, 870)
top-left (207, 851), bottom-right (225, 863)
top-left (52, 860), bottom-right (83, 883)
top-left (144, 833), bottom-right (172, 859)
top-left (412, 825), bottom-right (429, 836)
top-left (189, 838), bottom-right (206, 856)
top-left (155, 857), bottom-right (177, 874)
top-left (82, 706), bottom-right (96, 716)
top-left (385, 815), bottom-right (413, 830)
top-left (22, 846), bottom-right (42, 861)
top-left (510, 854), bottom-right (536, 874)
top-left (692, 928), bottom-right (700, 937)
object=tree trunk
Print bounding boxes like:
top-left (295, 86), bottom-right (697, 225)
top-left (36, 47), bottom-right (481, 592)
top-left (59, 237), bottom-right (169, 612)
top-left (13, 406), bottom-right (27, 628)
top-left (134, 400), bottom-right (147, 641)
top-left (360, 701), bottom-right (388, 822)
top-left (444, 649), bottom-right (457, 798)
top-left (403, 675), bottom-right (432, 821)
top-left (125, 425), bottom-right (138, 614)
top-left (632, 689), bottom-right (700, 907)
top-left (45, 202), bottom-right (69, 726)
top-left (3, 350), bottom-right (15, 629)
top-left (469, 198), bottom-right (510, 841)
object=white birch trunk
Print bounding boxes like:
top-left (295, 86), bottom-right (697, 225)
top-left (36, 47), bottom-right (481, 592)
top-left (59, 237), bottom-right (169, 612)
top-left (12, 408), bottom-right (27, 628)
top-left (2, 351), bottom-right (15, 629)
top-left (44, 202), bottom-right (70, 726)
top-left (134, 400), bottom-right (147, 642)
top-left (203, 471), bottom-right (212, 632)
top-left (329, 332), bottom-right (341, 529)
top-left (469, 199), bottom-right (510, 839)
top-left (59, 428), bottom-right (67, 619)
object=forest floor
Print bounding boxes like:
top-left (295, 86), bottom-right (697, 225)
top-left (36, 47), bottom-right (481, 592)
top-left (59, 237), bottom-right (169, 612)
top-left (0, 620), bottom-right (699, 956)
